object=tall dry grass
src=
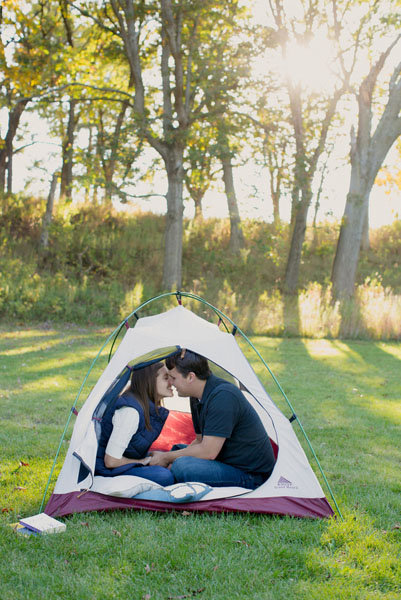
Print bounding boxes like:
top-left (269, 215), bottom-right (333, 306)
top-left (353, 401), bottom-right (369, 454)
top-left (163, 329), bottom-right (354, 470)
top-left (244, 280), bottom-right (401, 340)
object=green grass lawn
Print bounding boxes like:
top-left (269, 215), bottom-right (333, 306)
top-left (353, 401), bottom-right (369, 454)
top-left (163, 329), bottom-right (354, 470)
top-left (0, 324), bottom-right (400, 600)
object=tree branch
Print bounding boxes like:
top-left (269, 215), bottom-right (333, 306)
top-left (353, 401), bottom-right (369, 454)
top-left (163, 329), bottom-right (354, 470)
top-left (58, 0), bottom-right (74, 46)
top-left (185, 18), bottom-right (199, 115)
top-left (66, 0), bottom-right (118, 35)
top-left (27, 82), bottom-right (136, 104)
top-left (161, 25), bottom-right (173, 136)
top-left (161, 0), bottom-right (187, 127)
top-left (358, 35), bottom-right (401, 145)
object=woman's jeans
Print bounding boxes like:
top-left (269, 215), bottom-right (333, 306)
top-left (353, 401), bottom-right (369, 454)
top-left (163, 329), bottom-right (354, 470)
top-left (95, 458), bottom-right (174, 487)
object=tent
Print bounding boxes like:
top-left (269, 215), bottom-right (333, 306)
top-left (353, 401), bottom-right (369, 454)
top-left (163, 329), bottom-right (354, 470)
top-left (43, 293), bottom-right (339, 520)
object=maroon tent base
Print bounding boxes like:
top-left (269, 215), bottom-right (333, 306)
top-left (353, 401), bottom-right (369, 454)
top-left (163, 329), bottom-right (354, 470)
top-left (45, 491), bottom-right (334, 520)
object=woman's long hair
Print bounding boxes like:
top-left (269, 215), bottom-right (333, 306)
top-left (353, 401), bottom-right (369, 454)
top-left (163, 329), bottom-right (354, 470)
top-left (129, 362), bottom-right (164, 430)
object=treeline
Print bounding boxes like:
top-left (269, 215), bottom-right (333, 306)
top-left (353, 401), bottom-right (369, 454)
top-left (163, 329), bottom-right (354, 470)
top-left (1, 0), bottom-right (401, 301)
top-left (1, 197), bottom-right (401, 339)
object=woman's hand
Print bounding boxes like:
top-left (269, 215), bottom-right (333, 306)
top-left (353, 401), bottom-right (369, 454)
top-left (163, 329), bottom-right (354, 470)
top-left (149, 451), bottom-right (171, 468)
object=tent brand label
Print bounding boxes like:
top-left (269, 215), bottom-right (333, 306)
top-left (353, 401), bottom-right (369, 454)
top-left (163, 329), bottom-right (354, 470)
top-left (275, 476), bottom-right (298, 490)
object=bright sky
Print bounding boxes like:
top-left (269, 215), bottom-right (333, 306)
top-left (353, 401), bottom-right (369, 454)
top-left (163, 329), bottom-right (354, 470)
top-left (2, 0), bottom-right (400, 228)
top-left (3, 101), bottom-right (400, 230)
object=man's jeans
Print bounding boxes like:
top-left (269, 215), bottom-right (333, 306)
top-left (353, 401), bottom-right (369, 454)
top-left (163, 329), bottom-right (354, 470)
top-left (169, 447), bottom-right (265, 489)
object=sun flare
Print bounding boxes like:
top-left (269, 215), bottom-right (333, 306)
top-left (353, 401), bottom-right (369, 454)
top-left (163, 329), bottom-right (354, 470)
top-left (283, 37), bottom-right (337, 92)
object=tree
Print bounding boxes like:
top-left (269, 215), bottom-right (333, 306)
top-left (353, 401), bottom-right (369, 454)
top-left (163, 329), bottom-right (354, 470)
top-left (252, 111), bottom-right (291, 227)
top-left (217, 126), bottom-right (245, 252)
top-left (184, 116), bottom-right (247, 252)
top-left (60, 98), bottom-right (79, 201)
top-left (331, 37), bottom-right (401, 299)
top-left (198, 36), bottom-right (255, 252)
top-left (96, 99), bottom-right (130, 203)
top-left (184, 123), bottom-right (216, 220)
top-left (264, 0), bottom-right (357, 294)
top-left (0, 3), bottom-right (36, 195)
top-left (40, 171), bottom-right (59, 249)
top-left (68, 0), bottom-right (248, 288)
top-left (0, 99), bottom-right (29, 196)
top-left (266, 136), bottom-right (289, 227)
top-left (0, 1), bottom-right (74, 199)
top-left (58, 4), bottom-right (77, 202)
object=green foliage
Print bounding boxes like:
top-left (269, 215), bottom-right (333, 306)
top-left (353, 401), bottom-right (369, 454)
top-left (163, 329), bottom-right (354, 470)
top-left (0, 193), bottom-right (45, 240)
top-left (1, 196), bottom-right (401, 339)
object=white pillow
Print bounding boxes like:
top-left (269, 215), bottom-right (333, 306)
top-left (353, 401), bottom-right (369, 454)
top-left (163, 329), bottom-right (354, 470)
top-left (134, 482), bottom-right (212, 503)
top-left (91, 475), bottom-right (161, 498)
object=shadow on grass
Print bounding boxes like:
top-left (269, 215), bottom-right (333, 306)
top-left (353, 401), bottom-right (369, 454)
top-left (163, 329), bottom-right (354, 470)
top-left (256, 335), bottom-right (401, 525)
top-left (347, 338), bottom-right (401, 376)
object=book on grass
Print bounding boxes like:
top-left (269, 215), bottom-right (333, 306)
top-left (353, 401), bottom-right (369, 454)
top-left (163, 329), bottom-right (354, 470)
top-left (9, 522), bottom-right (39, 536)
top-left (19, 513), bottom-right (66, 534)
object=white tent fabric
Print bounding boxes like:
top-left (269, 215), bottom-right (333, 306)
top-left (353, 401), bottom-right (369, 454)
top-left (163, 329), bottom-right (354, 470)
top-left (46, 306), bottom-right (334, 518)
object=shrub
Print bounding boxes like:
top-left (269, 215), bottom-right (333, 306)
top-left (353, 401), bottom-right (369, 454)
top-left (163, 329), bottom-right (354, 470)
top-left (1, 195), bottom-right (401, 339)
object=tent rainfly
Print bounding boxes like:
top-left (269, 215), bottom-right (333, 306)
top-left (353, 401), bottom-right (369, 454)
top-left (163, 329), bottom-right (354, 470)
top-left (43, 295), bottom-right (338, 519)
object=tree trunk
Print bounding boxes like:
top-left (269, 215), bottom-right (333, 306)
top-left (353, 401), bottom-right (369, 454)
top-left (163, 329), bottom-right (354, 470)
top-left (0, 100), bottom-right (28, 195)
top-left (361, 208), bottom-right (370, 251)
top-left (331, 190), bottom-right (369, 298)
top-left (272, 190), bottom-right (280, 227)
top-left (40, 172), bottom-right (58, 249)
top-left (6, 146), bottom-right (13, 195)
top-left (221, 156), bottom-right (244, 253)
top-left (103, 100), bottom-right (129, 203)
top-left (284, 192), bottom-right (311, 294)
top-left (267, 149), bottom-right (282, 227)
top-left (162, 149), bottom-right (184, 290)
top-left (60, 99), bottom-right (77, 201)
top-left (193, 193), bottom-right (203, 221)
top-left (332, 48), bottom-right (401, 299)
top-left (84, 126), bottom-right (93, 202)
top-left (185, 168), bottom-right (208, 222)
top-left (289, 185), bottom-right (300, 227)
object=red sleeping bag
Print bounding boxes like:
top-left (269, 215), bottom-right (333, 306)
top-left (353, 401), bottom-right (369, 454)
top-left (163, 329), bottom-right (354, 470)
top-left (150, 410), bottom-right (196, 452)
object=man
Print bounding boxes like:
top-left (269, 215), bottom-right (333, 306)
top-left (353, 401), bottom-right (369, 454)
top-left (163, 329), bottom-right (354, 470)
top-left (149, 350), bottom-right (275, 489)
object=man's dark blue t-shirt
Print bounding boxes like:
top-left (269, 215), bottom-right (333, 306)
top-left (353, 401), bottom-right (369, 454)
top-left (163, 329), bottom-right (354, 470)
top-left (190, 374), bottom-right (275, 476)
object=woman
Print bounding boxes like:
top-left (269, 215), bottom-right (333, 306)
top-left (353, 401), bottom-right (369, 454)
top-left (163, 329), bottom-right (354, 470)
top-left (95, 361), bottom-right (174, 486)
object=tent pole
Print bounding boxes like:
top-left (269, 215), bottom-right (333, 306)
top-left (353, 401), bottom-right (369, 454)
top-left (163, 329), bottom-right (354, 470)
top-left (39, 321), bottom-right (129, 512)
top-left (40, 295), bottom-right (178, 511)
top-left (227, 329), bottom-right (343, 520)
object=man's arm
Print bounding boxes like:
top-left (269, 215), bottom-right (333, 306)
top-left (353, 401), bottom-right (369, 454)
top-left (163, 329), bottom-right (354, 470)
top-left (149, 435), bottom-right (225, 468)
top-left (189, 434), bottom-right (202, 445)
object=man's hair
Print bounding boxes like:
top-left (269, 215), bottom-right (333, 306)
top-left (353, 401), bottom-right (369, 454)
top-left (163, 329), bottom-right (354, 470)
top-left (165, 350), bottom-right (211, 380)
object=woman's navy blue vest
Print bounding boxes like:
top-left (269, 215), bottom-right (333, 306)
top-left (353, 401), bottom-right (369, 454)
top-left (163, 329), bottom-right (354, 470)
top-left (97, 392), bottom-right (169, 460)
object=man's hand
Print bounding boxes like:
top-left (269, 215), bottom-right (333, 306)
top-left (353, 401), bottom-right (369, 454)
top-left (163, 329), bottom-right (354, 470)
top-left (150, 435), bottom-right (225, 467)
top-left (149, 451), bottom-right (171, 468)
